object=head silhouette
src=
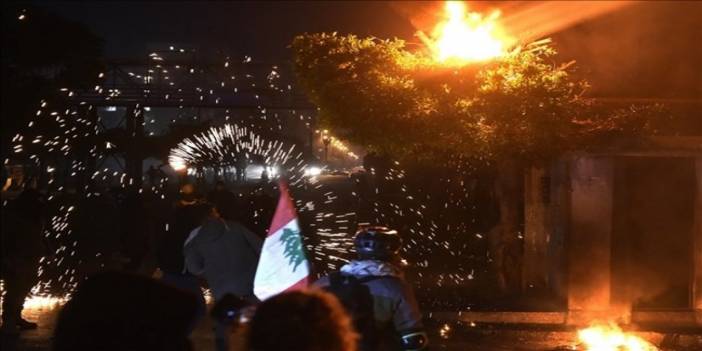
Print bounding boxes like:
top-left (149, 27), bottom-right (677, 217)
top-left (247, 290), bottom-right (357, 351)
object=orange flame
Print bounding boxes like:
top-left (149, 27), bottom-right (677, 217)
top-left (419, 1), bottom-right (512, 65)
top-left (578, 323), bottom-right (658, 351)
top-left (23, 294), bottom-right (69, 310)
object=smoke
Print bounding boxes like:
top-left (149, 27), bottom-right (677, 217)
top-left (498, 1), bottom-right (635, 43)
top-left (549, 1), bottom-right (702, 100)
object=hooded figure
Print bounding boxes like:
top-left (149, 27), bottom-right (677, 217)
top-left (184, 216), bottom-right (262, 351)
top-left (184, 217), bottom-right (262, 301)
top-left (316, 227), bottom-right (427, 351)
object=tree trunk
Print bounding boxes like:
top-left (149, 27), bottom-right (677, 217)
top-left (489, 158), bottom-right (524, 295)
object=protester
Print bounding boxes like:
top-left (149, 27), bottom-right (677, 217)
top-left (0, 184), bottom-right (47, 334)
top-left (146, 165), bottom-right (160, 186)
top-left (316, 227), bottom-right (428, 351)
top-left (207, 180), bottom-right (238, 220)
top-left (178, 183), bottom-right (200, 205)
top-left (53, 271), bottom-right (197, 351)
top-left (247, 185), bottom-right (276, 237)
top-left (119, 189), bottom-right (149, 272)
top-left (246, 290), bottom-right (358, 351)
top-left (156, 201), bottom-right (210, 333)
top-left (183, 203), bottom-right (263, 351)
top-left (260, 168), bottom-right (269, 183)
top-left (235, 154), bottom-right (248, 182)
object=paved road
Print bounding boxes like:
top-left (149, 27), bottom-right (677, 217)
top-left (4, 306), bottom-right (702, 351)
top-left (2, 306), bottom-right (571, 351)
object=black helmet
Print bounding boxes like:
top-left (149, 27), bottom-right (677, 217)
top-left (354, 226), bottom-right (401, 260)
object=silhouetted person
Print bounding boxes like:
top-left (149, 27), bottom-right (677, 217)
top-left (53, 271), bottom-right (197, 351)
top-left (0, 186), bottom-right (47, 334)
top-left (156, 202), bottom-right (211, 333)
top-left (119, 190), bottom-right (147, 272)
top-left (184, 205), bottom-right (262, 351)
top-left (207, 181), bottom-right (238, 221)
top-left (178, 183), bottom-right (200, 206)
top-left (248, 186), bottom-right (275, 237)
top-left (235, 155), bottom-right (248, 182)
top-left (246, 290), bottom-right (358, 351)
top-left (146, 165), bottom-right (160, 186)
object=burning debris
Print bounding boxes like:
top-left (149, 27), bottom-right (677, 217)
top-left (576, 323), bottom-right (658, 351)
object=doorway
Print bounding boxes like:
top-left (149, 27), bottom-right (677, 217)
top-left (611, 157), bottom-right (695, 310)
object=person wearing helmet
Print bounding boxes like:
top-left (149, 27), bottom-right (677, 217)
top-left (315, 226), bottom-right (428, 351)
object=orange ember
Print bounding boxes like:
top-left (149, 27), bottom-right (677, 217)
top-left (577, 323), bottom-right (658, 351)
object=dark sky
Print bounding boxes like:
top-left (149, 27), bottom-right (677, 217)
top-left (29, 1), bottom-right (419, 61)
top-left (23, 1), bottom-right (702, 99)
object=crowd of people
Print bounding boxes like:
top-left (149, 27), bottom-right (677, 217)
top-left (1, 176), bottom-right (428, 351)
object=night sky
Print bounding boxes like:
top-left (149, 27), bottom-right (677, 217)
top-left (29, 1), bottom-right (419, 61)
top-left (22, 1), bottom-right (702, 99)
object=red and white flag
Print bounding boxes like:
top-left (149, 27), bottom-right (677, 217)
top-left (254, 180), bottom-right (310, 300)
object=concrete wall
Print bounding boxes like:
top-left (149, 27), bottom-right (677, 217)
top-left (523, 166), bottom-right (549, 290)
top-left (523, 161), bottom-right (568, 299)
top-left (520, 153), bottom-right (701, 325)
top-left (566, 156), bottom-right (615, 324)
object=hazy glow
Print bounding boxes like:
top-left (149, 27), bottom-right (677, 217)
top-left (305, 166), bottom-right (322, 177)
top-left (169, 157), bottom-right (187, 171)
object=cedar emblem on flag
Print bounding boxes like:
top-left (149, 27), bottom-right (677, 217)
top-left (254, 180), bottom-right (310, 300)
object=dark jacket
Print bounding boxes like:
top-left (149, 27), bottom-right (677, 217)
top-left (157, 204), bottom-right (199, 273)
top-left (1, 189), bottom-right (47, 268)
top-left (316, 260), bottom-right (425, 349)
top-left (184, 218), bottom-right (262, 301)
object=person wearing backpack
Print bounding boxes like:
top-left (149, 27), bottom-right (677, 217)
top-left (316, 227), bottom-right (428, 351)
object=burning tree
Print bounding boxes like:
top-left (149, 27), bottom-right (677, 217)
top-left (291, 2), bottom-right (660, 294)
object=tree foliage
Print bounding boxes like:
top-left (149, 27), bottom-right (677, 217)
top-left (292, 33), bottom-right (656, 162)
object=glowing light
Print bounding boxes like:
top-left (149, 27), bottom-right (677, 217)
top-left (168, 156), bottom-right (187, 171)
top-left (318, 131), bottom-right (359, 160)
top-left (305, 166), bottom-right (323, 177)
top-left (420, 1), bottom-right (512, 64)
top-left (23, 294), bottom-right (69, 310)
top-left (267, 166), bottom-right (279, 177)
top-left (578, 323), bottom-right (658, 351)
top-left (439, 323), bottom-right (452, 339)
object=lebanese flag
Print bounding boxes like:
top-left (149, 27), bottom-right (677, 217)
top-left (254, 180), bottom-right (310, 300)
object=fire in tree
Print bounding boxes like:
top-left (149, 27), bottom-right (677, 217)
top-left (292, 0), bottom-right (662, 294)
top-left (417, 1), bottom-right (514, 64)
